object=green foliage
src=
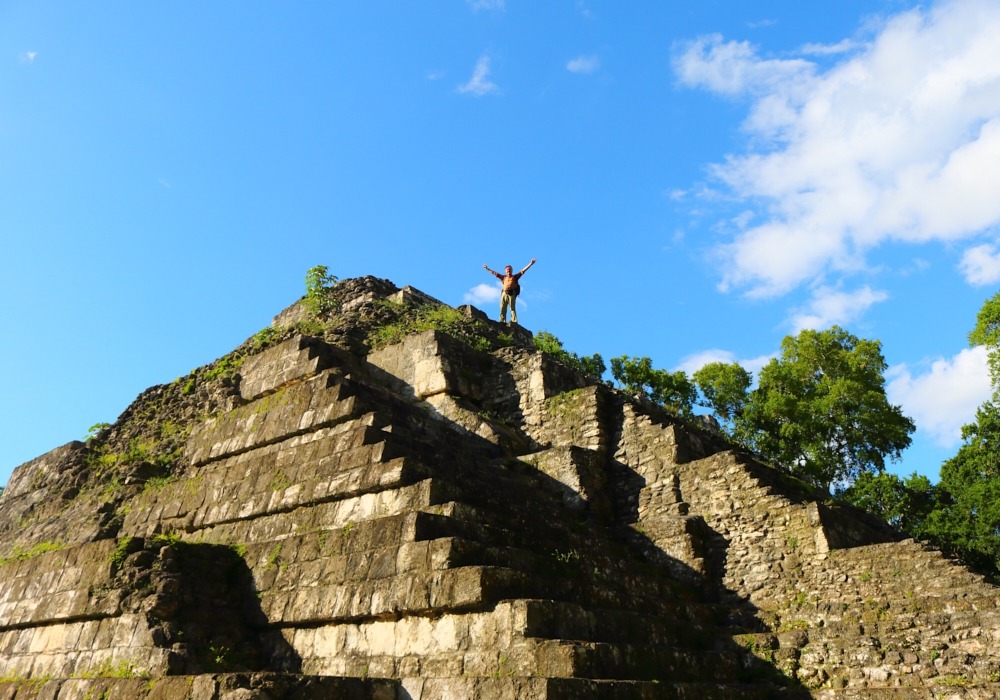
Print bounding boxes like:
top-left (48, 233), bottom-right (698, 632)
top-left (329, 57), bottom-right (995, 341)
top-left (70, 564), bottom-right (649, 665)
top-left (610, 355), bottom-right (696, 415)
top-left (534, 331), bottom-right (606, 380)
top-left (108, 537), bottom-right (136, 571)
top-left (266, 542), bottom-right (283, 570)
top-left (269, 470), bottom-right (291, 491)
top-left (0, 541), bottom-right (64, 567)
top-left (304, 265), bottom-right (339, 317)
top-left (838, 471), bottom-right (937, 534)
top-left (912, 401), bottom-right (1000, 572)
top-left (141, 474), bottom-right (177, 497)
top-left (150, 532), bottom-right (181, 547)
top-left (693, 362), bottom-right (752, 423)
top-left (203, 354), bottom-right (245, 382)
top-left (84, 423), bottom-right (110, 442)
top-left (969, 289), bottom-right (1000, 393)
top-left (735, 327), bottom-right (914, 491)
top-left (73, 659), bottom-right (147, 679)
top-left (369, 304), bottom-right (490, 351)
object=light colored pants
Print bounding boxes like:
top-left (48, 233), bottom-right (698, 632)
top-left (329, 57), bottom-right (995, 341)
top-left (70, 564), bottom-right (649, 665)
top-left (500, 292), bottom-right (518, 323)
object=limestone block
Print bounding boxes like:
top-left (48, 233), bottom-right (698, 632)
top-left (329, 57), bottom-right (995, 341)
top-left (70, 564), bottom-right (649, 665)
top-left (184, 372), bottom-right (358, 467)
top-left (366, 331), bottom-right (490, 401)
top-left (524, 447), bottom-right (607, 513)
top-left (238, 335), bottom-right (340, 402)
top-left (3, 442), bottom-right (86, 502)
top-left (386, 286), bottom-right (444, 308)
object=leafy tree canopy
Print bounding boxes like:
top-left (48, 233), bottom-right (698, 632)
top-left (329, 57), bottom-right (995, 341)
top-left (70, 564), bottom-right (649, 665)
top-left (736, 326), bottom-right (914, 491)
top-left (693, 362), bottom-right (751, 424)
top-left (610, 355), bottom-right (697, 416)
top-left (837, 470), bottom-right (938, 534)
top-left (969, 289), bottom-right (1000, 393)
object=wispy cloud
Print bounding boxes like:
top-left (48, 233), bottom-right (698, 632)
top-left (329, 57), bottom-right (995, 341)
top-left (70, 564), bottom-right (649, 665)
top-left (18, 51), bottom-right (36, 64)
top-left (158, 179), bottom-right (172, 188)
top-left (466, 0), bottom-right (505, 11)
top-left (887, 346), bottom-right (991, 447)
top-left (798, 39), bottom-right (857, 55)
top-left (464, 283), bottom-right (502, 306)
top-left (747, 19), bottom-right (776, 28)
top-left (675, 0), bottom-right (1000, 298)
top-left (426, 70), bottom-right (445, 81)
top-left (567, 55), bottom-right (600, 74)
top-left (457, 55), bottom-right (498, 96)
top-left (788, 286), bottom-right (888, 332)
top-left (959, 243), bottom-right (1000, 286)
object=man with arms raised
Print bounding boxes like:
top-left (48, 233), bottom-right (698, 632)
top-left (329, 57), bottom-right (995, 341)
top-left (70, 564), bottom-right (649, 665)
top-left (483, 258), bottom-right (537, 325)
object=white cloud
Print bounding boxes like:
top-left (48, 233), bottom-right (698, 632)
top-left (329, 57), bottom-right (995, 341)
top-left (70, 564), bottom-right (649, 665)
top-left (675, 349), bottom-right (775, 376)
top-left (788, 286), bottom-right (888, 332)
top-left (887, 346), bottom-right (991, 446)
top-left (466, 0), bottom-right (505, 11)
top-left (457, 56), bottom-right (498, 96)
top-left (799, 39), bottom-right (857, 56)
top-left (464, 283), bottom-right (502, 306)
top-left (18, 51), bottom-right (36, 64)
top-left (959, 243), bottom-right (1000, 285)
top-left (748, 19), bottom-right (776, 29)
top-left (567, 55), bottom-right (600, 74)
top-left (426, 70), bottom-right (445, 81)
top-left (675, 0), bottom-right (1000, 297)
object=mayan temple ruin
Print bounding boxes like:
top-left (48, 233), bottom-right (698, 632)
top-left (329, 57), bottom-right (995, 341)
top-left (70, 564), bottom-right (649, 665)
top-left (2, 276), bottom-right (1000, 700)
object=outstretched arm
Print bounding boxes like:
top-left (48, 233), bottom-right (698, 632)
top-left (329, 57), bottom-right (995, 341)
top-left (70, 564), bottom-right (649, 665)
top-left (483, 264), bottom-right (502, 279)
top-left (520, 258), bottom-right (537, 275)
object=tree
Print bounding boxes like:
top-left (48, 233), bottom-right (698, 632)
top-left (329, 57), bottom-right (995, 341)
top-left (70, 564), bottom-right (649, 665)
top-left (303, 265), bottom-right (339, 317)
top-left (610, 355), bottom-right (697, 416)
top-left (533, 331), bottom-right (606, 380)
top-left (837, 470), bottom-right (938, 533)
top-left (736, 326), bottom-right (914, 491)
top-left (693, 362), bottom-right (751, 424)
top-left (913, 398), bottom-right (1000, 571)
top-left (969, 290), bottom-right (1000, 393)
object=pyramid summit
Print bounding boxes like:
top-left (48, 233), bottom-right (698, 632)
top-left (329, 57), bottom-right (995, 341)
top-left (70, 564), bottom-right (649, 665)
top-left (2, 276), bottom-right (999, 699)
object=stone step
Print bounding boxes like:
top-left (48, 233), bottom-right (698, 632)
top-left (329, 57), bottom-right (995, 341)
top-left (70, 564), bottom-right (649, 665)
top-left (302, 637), bottom-right (745, 685)
top-left (736, 628), bottom-right (1000, 690)
top-left (402, 677), bottom-right (780, 700)
top-left (0, 673), bottom-right (397, 700)
top-left (517, 599), bottom-right (716, 649)
top-left (238, 335), bottom-right (347, 403)
top-left (184, 372), bottom-right (360, 467)
top-left (814, 684), bottom-right (1000, 699)
top-left (529, 639), bottom-right (744, 682)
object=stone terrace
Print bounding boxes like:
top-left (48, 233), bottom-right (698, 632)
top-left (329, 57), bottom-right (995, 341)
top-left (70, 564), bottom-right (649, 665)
top-left (1, 278), bottom-right (999, 699)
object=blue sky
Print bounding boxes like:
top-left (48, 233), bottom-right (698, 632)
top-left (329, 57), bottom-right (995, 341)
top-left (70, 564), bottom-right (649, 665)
top-left (3, 0), bottom-right (999, 486)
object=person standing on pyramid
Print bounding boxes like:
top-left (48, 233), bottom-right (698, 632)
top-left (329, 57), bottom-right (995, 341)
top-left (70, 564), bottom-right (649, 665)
top-left (483, 258), bottom-right (536, 324)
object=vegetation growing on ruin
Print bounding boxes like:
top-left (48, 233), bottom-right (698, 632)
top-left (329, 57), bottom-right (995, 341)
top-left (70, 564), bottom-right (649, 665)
top-left (368, 303), bottom-right (493, 352)
top-left (303, 265), bottom-right (339, 317)
top-left (0, 541), bottom-right (64, 566)
top-left (534, 331), bottom-right (606, 379)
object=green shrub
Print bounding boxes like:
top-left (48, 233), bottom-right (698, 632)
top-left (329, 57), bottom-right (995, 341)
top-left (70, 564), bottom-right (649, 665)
top-left (534, 331), bottom-right (606, 380)
top-left (303, 265), bottom-right (339, 317)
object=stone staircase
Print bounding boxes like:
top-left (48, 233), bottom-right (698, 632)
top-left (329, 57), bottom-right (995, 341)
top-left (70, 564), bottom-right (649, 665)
top-left (2, 278), bottom-right (1000, 698)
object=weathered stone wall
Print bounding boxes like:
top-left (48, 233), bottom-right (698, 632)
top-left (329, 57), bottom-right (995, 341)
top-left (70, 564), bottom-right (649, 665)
top-left (7, 280), bottom-right (1000, 698)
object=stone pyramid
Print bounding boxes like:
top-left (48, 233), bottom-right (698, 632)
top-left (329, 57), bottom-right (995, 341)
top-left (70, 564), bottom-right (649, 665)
top-left (2, 276), bottom-right (999, 699)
